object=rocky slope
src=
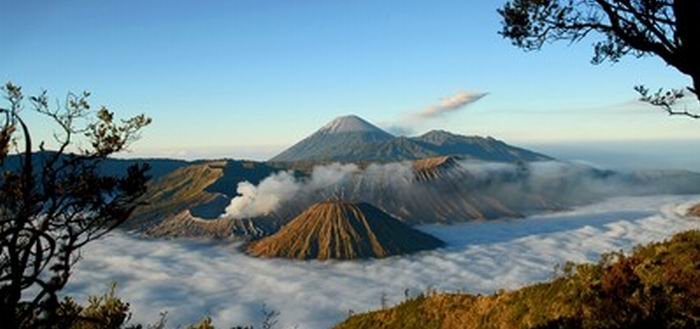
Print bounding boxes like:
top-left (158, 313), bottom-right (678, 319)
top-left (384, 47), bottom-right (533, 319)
top-left (126, 160), bottom-right (278, 230)
top-left (246, 201), bottom-right (444, 260)
top-left (146, 210), bottom-right (276, 240)
top-left (689, 203), bottom-right (700, 217)
top-left (412, 155), bottom-right (463, 182)
top-left (270, 115), bottom-right (395, 162)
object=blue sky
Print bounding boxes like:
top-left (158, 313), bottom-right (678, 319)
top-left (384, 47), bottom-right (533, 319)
top-left (2, 0), bottom-right (698, 162)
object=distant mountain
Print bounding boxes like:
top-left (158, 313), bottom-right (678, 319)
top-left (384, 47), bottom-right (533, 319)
top-left (270, 115), bottom-right (395, 162)
top-left (246, 201), bottom-right (444, 260)
top-left (413, 130), bottom-right (550, 162)
top-left (269, 115), bottom-right (551, 163)
top-left (0, 151), bottom-right (189, 179)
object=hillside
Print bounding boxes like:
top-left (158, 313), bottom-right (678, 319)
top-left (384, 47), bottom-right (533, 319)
top-left (126, 160), bottom-right (278, 230)
top-left (270, 115), bottom-right (396, 162)
top-left (413, 130), bottom-right (550, 162)
top-left (246, 201), bottom-right (444, 260)
top-left (269, 115), bottom-right (551, 163)
top-left (690, 203), bottom-right (700, 217)
top-left (335, 230), bottom-right (700, 329)
top-left (146, 210), bottom-right (277, 240)
top-left (412, 155), bottom-right (463, 181)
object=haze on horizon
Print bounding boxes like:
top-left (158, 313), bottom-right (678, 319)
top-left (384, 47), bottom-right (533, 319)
top-left (2, 0), bottom-right (698, 169)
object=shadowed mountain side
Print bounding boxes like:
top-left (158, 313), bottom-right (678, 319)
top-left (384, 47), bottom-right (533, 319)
top-left (146, 210), bottom-right (277, 240)
top-left (413, 130), bottom-right (551, 162)
top-left (247, 201), bottom-right (445, 260)
top-left (269, 115), bottom-right (552, 163)
top-left (250, 160), bottom-right (700, 227)
top-left (334, 230), bottom-right (700, 329)
top-left (125, 152), bottom-right (700, 240)
top-left (204, 160), bottom-right (279, 196)
top-left (325, 137), bottom-right (437, 162)
top-left (301, 157), bottom-right (547, 224)
top-left (0, 151), bottom-right (189, 179)
top-left (126, 160), bottom-right (280, 230)
top-left (270, 115), bottom-right (395, 162)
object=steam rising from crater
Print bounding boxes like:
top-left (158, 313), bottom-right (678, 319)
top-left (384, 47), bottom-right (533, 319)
top-left (224, 163), bottom-right (364, 219)
top-left (223, 160), bottom-right (700, 221)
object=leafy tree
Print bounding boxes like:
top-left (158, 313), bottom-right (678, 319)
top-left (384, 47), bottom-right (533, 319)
top-left (498, 0), bottom-right (700, 118)
top-left (0, 82), bottom-right (151, 328)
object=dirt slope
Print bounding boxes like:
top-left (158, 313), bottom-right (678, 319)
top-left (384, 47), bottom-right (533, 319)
top-left (247, 201), bottom-right (444, 260)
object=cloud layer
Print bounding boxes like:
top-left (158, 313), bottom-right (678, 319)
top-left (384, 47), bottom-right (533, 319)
top-left (65, 195), bottom-right (700, 329)
top-left (222, 160), bottom-right (700, 223)
top-left (420, 91), bottom-right (489, 118)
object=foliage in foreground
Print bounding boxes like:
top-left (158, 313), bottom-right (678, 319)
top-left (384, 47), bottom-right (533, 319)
top-left (30, 285), bottom-right (280, 329)
top-left (1, 82), bottom-right (151, 328)
top-left (498, 0), bottom-right (700, 119)
top-left (335, 230), bottom-right (700, 329)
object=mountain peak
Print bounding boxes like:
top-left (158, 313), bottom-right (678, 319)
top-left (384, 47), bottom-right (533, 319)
top-left (270, 116), bottom-right (552, 163)
top-left (421, 129), bottom-right (457, 138)
top-left (319, 115), bottom-right (391, 135)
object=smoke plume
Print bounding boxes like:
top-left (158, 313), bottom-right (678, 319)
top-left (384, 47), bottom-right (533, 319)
top-left (222, 160), bottom-right (700, 222)
top-left (420, 91), bottom-right (489, 118)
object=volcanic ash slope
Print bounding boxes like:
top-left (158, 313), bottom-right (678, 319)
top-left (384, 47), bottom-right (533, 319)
top-left (246, 201), bottom-right (444, 260)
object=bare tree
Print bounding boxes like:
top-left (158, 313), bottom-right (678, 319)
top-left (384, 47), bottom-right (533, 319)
top-left (0, 82), bottom-right (151, 328)
top-left (260, 304), bottom-right (280, 329)
top-left (498, 0), bottom-right (700, 118)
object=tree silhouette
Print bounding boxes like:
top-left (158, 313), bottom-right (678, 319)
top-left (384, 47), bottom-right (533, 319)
top-left (498, 0), bottom-right (700, 119)
top-left (0, 82), bottom-right (151, 328)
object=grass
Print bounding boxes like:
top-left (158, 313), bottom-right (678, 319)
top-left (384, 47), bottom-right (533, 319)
top-left (334, 230), bottom-right (700, 329)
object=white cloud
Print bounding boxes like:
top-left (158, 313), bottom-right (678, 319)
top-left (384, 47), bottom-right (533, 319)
top-left (65, 195), bottom-right (700, 329)
top-left (225, 171), bottom-right (302, 219)
top-left (221, 160), bottom-right (700, 224)
top-left (383, 90), bottom-right (489, 136)
top-left (420, 91), bottom-right (489, 118)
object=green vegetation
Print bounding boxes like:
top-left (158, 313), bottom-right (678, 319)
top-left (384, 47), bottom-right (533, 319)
top-left (498, 0), bottom-right (700, 119)
top-left (43, 285), bottom-right (213, 329)
top-left (335, 230), bottom-right (700, 329)
top-left (48, 285), bottom-right (278, 329)
top-left (1, 82), bottom-right (151, 328)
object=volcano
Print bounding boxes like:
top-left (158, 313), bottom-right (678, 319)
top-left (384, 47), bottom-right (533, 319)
top-left (269, 115), bottom-right (551, 163)
top-left (269, 115), bottom-right (396, 162)
top-left (246, 201), bottom-right (444, 260)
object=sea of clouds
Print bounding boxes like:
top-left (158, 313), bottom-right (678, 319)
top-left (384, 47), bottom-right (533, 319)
top-left (64, 195), bottom-right (700, 329)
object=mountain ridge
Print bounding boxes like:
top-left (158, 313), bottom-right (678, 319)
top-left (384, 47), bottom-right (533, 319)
top-left (269, 115), bottom-right (552, 163)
